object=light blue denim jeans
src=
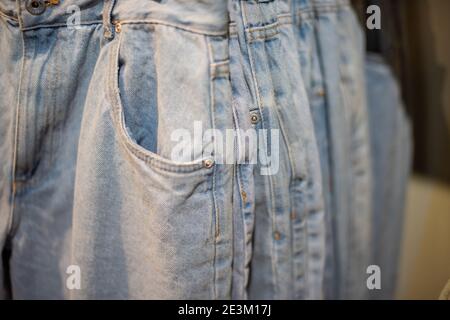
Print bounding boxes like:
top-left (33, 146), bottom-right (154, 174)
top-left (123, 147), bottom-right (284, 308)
top-left (365, 54), bottom-right (412, 300)
top-left (0, 0), bottom-right (235, 299)
top-left (291, 0), bottom-right (334, 299)
top-left (229, 0), bottom-right (325, 300)
top-left (0, 0), bottom-right (327, 299)
top-left (309, 0), bottom-right (373, 299)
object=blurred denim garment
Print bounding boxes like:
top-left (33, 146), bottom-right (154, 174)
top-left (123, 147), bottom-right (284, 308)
top-left (311, 0), bottom-right (373, 299)
top-left (365, 54), bottom-right (412, 300)
top-left (291, 0), bottom-right (335, 299)
top-left (229, 0), bottom-right (326, 299)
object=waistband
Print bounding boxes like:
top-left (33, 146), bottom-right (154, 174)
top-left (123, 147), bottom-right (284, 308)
top-left (0, 0), bottom-right (230, 35)
top-left (291, 0), bottom-right (350, 24)
top-left (228, 0), bottom-right (350, 36)
top-left (0, 0), bottom-right (351, 34)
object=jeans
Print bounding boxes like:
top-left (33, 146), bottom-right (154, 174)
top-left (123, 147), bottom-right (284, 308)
top-left (229, 0), bottom-right (325, 300)
top-left (365, 54), bottom-right (412, 300)
top-left (308, 0), bottom-right (373, 299)
top-left (0, 0), bottom-right (234, 299)
top-left (0, 0), bottom-right (326, 299)
top-left (292, 0), bottom-right (334, 299)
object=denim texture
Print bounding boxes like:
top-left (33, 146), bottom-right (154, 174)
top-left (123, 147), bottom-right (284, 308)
top-left (300, 0), bottom-right (373, 299)
top-left (0, 0), bottom-right (396, 300)
top-left (229, 0), bottom-right (325, 300)
top-left (0, 0), bottom-right (235, 299)
top-left (0, 0), bottom-right (327, 299)
top-left (291, 0), bottom-right (334, 299)
top-left (365, 54), bottom-right (412, 300)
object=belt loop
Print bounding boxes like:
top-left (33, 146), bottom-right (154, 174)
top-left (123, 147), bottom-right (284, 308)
top-left (103, 0), bottom-right (117, 39)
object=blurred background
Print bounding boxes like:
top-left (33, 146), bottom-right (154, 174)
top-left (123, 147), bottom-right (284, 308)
top-left (352, 0), bottom-right (450, 299)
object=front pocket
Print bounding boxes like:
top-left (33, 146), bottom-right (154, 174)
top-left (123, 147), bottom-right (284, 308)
top-left (98, 23), bottom-right (234, 298)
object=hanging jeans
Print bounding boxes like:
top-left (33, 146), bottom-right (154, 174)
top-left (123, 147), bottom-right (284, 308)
top-left (292, 0), bottom-right (334, 299)
top-left (365, 53), bottom-right (412, 300)
top-left (229, 0), bottom-right (325, 300)
top-left (293, 0), bottom-right (373, 299)
top-left (0, 0), bottom-right (326, 299)
top-left (0, 0), bottom-right (235, 299)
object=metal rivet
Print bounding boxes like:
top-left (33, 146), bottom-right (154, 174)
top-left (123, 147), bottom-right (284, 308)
top-left (250, 112), bottom-right (259, 124)
top-left (45, 0), bottom-right (60, 5)
top-left (273, 231), bottom-right (281, 241)
top-left (241, 191), bottom-right (247, 202)
top-left (26, 0), bottom-right (46, 15)
top-left (114, 21), bottom-right (122, 33)
top-left (203, 159), bottom-right (214, 169)
top-left (317, 89), bottom-right (326, 97)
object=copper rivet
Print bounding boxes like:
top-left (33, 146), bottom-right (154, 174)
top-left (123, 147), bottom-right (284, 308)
top-left (241, 191), bottom-right (247, 202)
top-left (114, 21), bottom-right (122, 33)
top-left (274, 231), bottom-right (281, 241)
top-left (317, 89), bottom-right (326, 97)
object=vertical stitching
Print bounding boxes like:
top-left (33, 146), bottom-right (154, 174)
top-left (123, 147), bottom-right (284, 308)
top-left (240, 0), bottom-right (280, 298)
top-left (231, 98), bottom-right (248, 299)
top-left (312, 6), bottom-right (340, 299)
top-left (206, 36), bottom-right (219, 299)
top-left (7, 22), bottom-right (26, 238)
top-left (206, 37), bottom-right (220, 239)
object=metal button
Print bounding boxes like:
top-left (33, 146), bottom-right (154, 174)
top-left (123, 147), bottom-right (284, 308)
top-left (250, 112), bottom-right (260, 124)
top-left (203, 159), bottom-right (215, 169)
top-left (273, 231), bottom-right (281, 241)
top-left (26, 0), bottom-right (46, 15)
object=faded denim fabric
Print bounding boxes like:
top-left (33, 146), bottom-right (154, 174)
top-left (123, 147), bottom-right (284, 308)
top-left (291, 0), bottom-right (334, 299)
top-left (73, 1), bottom-right (235, 299)
top-left (0, 0), bottom-right (21, 300)
top-left (229, 0), bottom-right (325, 300)
top-left (0, 0), bottom-right (108, 299)
top-left (290, 0), bottom-right (373, 299)
top-left (365, 54), bottom-right (412, 300)
top-left (0, 0), bottom-right (235, 299)
top-left (312, 0), bottom-right (372, 299)
top-left (0, 0), bottom-right (327, 300)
